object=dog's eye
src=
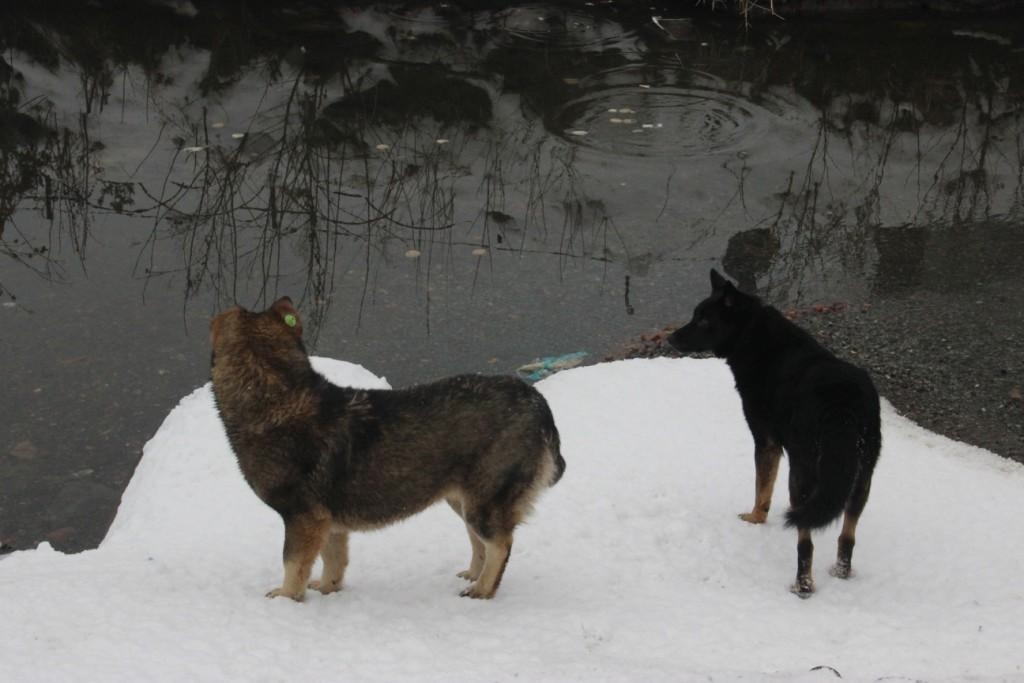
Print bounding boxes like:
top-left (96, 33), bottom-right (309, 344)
top-left (697, 318), bottom-right (710, 329)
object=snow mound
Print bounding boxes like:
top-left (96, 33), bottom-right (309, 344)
top-left (1, 357), bottom-right (1021, 682)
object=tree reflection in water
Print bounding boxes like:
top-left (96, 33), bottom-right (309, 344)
top-left (2, 2), bottom-right (1023, 553)
top-left (1, 7), bottom-right (1020, 317)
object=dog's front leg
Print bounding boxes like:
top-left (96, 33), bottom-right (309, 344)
top-left (739, 443), bottom-right (781, 524)
top-left (267, 511), bottom-right (330, 601)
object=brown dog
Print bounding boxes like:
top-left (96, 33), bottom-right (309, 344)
top-left (210, 297), bottom-right (565, 601)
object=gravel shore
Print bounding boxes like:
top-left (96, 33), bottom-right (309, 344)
top-left (605, 279), bottom-right (1024, 466)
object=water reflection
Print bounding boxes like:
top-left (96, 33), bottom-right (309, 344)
top-left (1, 8), bottom-right (1020, 314)
top-left (0, 63), bottom-right (100, 299)
top-left (492, 4), bottom-right (642, 50)
top-left (2, 3), bottom-right (1023, 551)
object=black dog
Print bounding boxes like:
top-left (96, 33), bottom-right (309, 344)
top-left (668, 270), bottom-right (881, 597)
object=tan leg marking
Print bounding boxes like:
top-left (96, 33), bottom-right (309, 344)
top-left (739, 444), bottom-right (782, 524)
top-left (790, 527), bottom-right (815, 598)
top-left (267, 513), bottom-right (330, 601)
top-left (830, 512), bottom-right (859, 579)
top-left (461, 535), bottom-right (512, 600)
top-left (309, 530), bottom-right (349, 594)
top-left (457, 523), bottom-right (487, 582)
top-left (446, 495), bottom-right (485, 581)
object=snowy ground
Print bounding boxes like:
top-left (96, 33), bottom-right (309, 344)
top-left (2, 357), bottom-right (1022, 682)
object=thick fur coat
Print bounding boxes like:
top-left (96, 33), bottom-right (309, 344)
top-left (210, 298), bottom-right (565, 601)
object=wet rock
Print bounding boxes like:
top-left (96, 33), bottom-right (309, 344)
top-left (722, 228), bottom-right (779, 294)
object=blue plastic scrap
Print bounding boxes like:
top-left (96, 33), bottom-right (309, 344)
top-left (516, 351), bottom-right (588, 382)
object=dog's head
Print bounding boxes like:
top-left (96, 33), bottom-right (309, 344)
top-left (667, 269), bottom-right (759, 357)
top-left (210, 296), bottom-right (306, 375)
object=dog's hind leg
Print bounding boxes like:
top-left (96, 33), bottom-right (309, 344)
top-left (788, 468), bottom-right (816, 597)
top-left (447, 496), bottom-right (486, 581)
top-left (460, 502), bottom-right (517, 599)
top-left (460, 534), bottom-right (513, 600)
top-left (268, 510), bottom-right (331, 601)
top-left (309, 529), bottom-right (349, 594)
top-left (739, 442), bottom-right (782, 524)
top-left (458, 525), bottom-right (487, 582)
top-left (830, 475), bottom-right (872, 579)
top-left (457, 448), bottom-right (552, 599)
top-left (790, 527), bottom-right (815, 598)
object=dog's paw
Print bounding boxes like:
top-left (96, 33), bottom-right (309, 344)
top-left (738, 511), bottom-right (767, 524)
top-left (265, 587), bottom-right (305, 602)
top-left (308, 579), bottom-right (342, 595)
top-left (456, 569), bottom-right (481, 582)
top-left (829, 562), bottom-right (852, 579)
top-left (459, 584), bottom-right (496, 600)
top-left (789, 580), bottom-right (815, 599)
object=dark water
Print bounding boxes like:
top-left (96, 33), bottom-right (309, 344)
top-left (2, 3), bottom-right (1023, 552)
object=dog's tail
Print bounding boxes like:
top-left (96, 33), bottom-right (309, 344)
top-left (784, 459), bottom-right (855, 530)
top-left (540, 402), bottom-right (566, 487)
top-left (544, 423), bottom-right (566, 487)
top-left (784, 419), bottom-right (873, 530)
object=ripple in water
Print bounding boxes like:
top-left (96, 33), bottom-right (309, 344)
top-left (549, 66), bottom-right (783, 158)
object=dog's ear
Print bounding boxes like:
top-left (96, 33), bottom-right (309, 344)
top-left (710, 269), bottom-right (740, 306)
top-left (710, 270), bottom-right (739, 307)
top-left (270, 296), bottom-right (303, 338)
top-left (722, 281), bottom-right (736, 308)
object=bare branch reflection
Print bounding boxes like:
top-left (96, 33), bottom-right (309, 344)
top-left (1, 4), bottom-right (1022, 318)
